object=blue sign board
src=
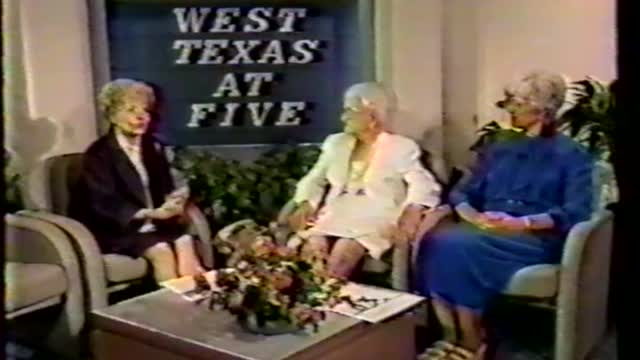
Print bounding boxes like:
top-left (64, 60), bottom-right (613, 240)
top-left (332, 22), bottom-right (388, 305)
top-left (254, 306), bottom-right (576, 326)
top-left (106, 0), bottom-right (373, 145)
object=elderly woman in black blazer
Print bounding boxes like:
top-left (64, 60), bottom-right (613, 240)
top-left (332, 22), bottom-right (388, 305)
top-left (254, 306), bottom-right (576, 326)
top-left (69, 79), bottom-right (203, 283)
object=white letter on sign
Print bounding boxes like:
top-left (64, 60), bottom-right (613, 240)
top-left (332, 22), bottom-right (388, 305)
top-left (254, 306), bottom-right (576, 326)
top-left (228, 40), bottom-right (261, 65)
top-left (244, 7), bottom-right (273, 32)
top-left (198, 39), bottom-right (229, 64)
top-left (173, 8), bottom-right (211, 33)
top-left (212, 73), bottom-right (242, 98)
top-left (275, 102), bottom-right (306, 126)
top-left (244, 73), bottom-right (275, 96)
top-left (218, 103), bottom-right (241, 127)
top-left (210, 8), bottom-right (240, 32)
top-left (173, 40), bottom-right (203, 64)
top-left (248, 102), bottom-right (275, 126)
top-left (258, 40), bottom-right (285, 65)
top-left (277, 8), bottom-right (307, 32)
top-left (188, 103), bottom-right (216, 127)
top-left (289, 40), bottom-right (320, 64)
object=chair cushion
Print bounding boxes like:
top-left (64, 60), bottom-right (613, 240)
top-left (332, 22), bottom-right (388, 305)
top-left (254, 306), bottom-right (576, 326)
top-left (103, 254), bottom-right (148, 283)
top-left (503, 264), bottom-right (559, 298)
top-left (362, 257), bottom-right (390, 273)
top-left (46, 153), bottom-right (84, 216)
top-left (4, 262), bottom-right (68, 313)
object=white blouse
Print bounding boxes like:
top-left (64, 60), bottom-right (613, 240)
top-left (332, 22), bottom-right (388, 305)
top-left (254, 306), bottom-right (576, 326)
top-left (115, 131), bottom-right (155, 233)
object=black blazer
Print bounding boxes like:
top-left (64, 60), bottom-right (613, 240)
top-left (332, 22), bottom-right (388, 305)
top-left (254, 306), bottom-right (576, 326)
top-left (68, 131), bottom-right (178, 246)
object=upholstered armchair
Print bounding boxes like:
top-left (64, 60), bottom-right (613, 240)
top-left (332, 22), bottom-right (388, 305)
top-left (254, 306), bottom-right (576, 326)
top-left (19, 153), bottom-right (213, 311)
top-left (5, 213), bottom-right (85, 358)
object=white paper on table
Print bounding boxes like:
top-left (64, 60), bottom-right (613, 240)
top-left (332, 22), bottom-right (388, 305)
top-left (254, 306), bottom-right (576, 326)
top-left (160, 270), bottom-right (219, 302)
top-left (321, 282), bottom-right (424, 323)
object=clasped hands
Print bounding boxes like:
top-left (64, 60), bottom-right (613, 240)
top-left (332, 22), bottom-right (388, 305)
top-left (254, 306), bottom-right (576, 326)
top-left (462, 210), bottom-right (529, 232)
top-left (136, 186), bottom-right (190, 221)
top-left (382, 204), bottom-right (425, 245)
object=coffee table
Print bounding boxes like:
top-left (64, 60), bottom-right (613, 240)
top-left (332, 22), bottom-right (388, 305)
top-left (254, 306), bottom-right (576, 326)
top-left (91, 289), bottom-right (419, 360)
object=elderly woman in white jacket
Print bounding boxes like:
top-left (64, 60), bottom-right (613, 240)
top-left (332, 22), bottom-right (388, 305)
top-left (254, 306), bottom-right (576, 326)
top-left (288, 82), bottom-right (442, 279)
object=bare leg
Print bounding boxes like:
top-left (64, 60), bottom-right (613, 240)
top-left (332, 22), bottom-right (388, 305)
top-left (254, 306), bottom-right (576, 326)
top-left (432, 298), bottom-right (458, 343)
top-left (456, 305), bottom-right (485, 351)
top-left (175, 235), bottom-right (204, 277)
top-left (143, 242), bottom-right (178, 283)
top-left (418, 299), bottom-right (458, 359)
top-left (300, 235), bottom-right (329, 262)
top-left (327, 238), bottom-right (366, 279)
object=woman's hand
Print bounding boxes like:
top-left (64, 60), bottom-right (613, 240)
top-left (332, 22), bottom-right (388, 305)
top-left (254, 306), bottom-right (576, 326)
top-left (146, 199), bottom-right (185, 220)
top-left (479, 212), bottom-right (529, 232)
top-left (380, 224), bottom-right (408, 245)
top-left (456, 203), bottom-right (492, 229)
top-left (287, 201), bottom-right (315, 232)
top-left (396, 204), bottom-right (424, 242)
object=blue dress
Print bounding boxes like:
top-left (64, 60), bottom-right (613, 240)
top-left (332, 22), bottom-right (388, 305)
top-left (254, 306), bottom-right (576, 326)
top-left (413, 134), bottom-right (595, 313)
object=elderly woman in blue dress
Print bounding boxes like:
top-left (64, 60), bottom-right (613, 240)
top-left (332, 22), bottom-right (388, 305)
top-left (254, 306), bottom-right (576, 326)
top-left (287, 82), bottom-right (442, 279)
top-left (414, 71), bottom-right (595, 360)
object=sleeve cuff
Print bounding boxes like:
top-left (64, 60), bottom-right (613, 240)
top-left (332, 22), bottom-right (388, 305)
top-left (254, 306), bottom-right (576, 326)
top-left (547, 206), bottom-right (570, 234)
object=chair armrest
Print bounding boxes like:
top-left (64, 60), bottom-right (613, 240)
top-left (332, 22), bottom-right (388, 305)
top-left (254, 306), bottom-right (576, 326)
top-left (411, 207), bottom-right (454, 266)
top-left (18, 210), bottom-right (108, 310)
top-left (277, 199), bottom-right (298, 225)
top-left (391, 242), bottom-right (410, 291)
top-left (185, 203), bottom-right (214, 269)
top-left (393, 207), bottom-right (453, 292)
top-left (5, 214), bottom-right (85, 335)
top-left (555, 210), bottom-right (614, 360)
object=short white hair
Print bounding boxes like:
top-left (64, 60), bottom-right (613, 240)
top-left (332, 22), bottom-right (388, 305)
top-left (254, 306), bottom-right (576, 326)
top-left (343, 82), bottom-right (397, 126)
top-left (504, 70), bottom-right (568, 118)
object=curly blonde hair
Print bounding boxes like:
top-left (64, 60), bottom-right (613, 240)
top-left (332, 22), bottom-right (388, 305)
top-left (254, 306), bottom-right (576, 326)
top-left (98, 79), bottom-right (156, 125)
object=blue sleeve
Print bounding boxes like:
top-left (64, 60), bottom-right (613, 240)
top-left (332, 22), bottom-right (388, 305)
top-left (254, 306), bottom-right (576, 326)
top-left (547, 150), bottom-right (595, 234)
top-left (448, 145), bottom-right (495, 208)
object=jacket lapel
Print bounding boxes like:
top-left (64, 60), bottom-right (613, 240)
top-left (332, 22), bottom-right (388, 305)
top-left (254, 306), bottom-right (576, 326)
top-left (327, 134), bottom-right (356, 189)
top-left (363, 132), bottom-right (389, 181)
top-left (106, 132), bottom-right (148, 207)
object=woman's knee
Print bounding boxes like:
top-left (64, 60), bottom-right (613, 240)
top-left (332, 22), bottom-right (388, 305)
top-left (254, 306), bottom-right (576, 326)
top-left (144, 241), bottom-right (174, 259)
top-left (301, 236), bottom-right (329, 257)
top-left (175, 234), bottom-right (194, 246)
top-left (327, 239), bottom-right (365, 278)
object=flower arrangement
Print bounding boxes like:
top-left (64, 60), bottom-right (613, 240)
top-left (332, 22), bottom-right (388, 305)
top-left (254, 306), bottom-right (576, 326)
top-left (201, 227), bottom-right (351, 334)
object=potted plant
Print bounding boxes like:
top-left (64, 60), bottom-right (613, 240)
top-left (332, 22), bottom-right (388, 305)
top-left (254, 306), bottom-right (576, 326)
top-left (202, 225), bottom-right (351, 335)
top-left (173, 145), bottom-right (320, 231)
top-left (5, 150), bottom-right (24, 213)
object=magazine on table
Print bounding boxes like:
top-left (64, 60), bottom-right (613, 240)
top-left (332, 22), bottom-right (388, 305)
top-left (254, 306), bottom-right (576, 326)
top-left (161, 271), bottom-right (424, 323)
top-left (160, 270), bottom-right (219, 302)
top-left (321, 282), bottom-right (424, 323)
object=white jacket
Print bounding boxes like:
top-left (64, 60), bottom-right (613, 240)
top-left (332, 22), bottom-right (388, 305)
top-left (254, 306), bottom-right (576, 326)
top-left (294, 132), bottom-right (442, 214)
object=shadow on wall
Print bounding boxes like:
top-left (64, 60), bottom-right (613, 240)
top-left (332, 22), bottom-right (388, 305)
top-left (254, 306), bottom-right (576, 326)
top-left (4, 0), bottom-right (61, 210)
top-left (392, 110), bottom-right (448, 181)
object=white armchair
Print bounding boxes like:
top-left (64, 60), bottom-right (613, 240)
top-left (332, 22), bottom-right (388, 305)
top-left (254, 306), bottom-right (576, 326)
top-left (19, 153), bottom-right (214, 312)
top-left (5, 213), bottom-right (85, 358)
top-left (503, 210), bottom-right (614, 360)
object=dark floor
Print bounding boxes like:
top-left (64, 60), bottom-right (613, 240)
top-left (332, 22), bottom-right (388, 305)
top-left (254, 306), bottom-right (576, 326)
top-left (6, 327), bottom-right (617, 360)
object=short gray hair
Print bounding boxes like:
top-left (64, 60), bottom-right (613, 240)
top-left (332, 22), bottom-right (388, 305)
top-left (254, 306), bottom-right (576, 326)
top-left (343, 82), bottom-right (397, 127)
top-left (503, 70), bottom-right (568, 118)
top-left (98, 79), bottom-right (155, 124)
